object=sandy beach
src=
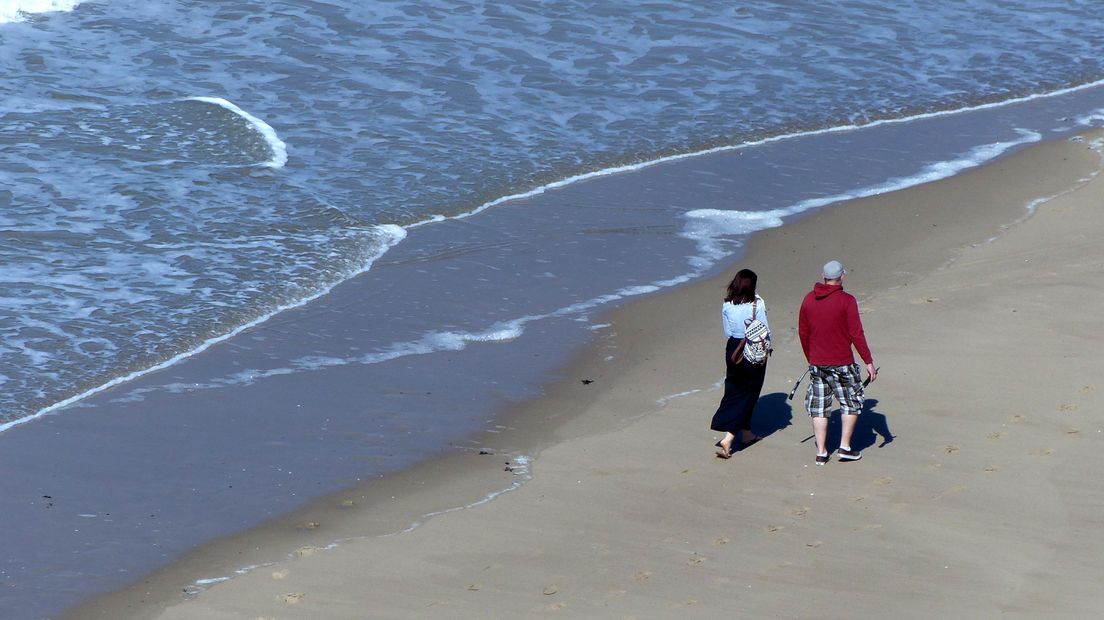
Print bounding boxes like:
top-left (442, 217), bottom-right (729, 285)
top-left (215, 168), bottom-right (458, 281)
top-left (70, 130), bottom-right (1104, 619)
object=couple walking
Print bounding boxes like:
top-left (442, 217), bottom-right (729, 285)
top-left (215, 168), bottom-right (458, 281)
top-left (711, 260), bottom-right (876, 465)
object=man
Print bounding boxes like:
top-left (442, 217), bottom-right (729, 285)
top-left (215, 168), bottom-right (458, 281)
top-left (798, 260), bottom-right (877, 465)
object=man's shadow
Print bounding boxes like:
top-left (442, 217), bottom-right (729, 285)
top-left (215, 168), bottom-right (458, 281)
top-left (819, 397), bottom-right (894, 452)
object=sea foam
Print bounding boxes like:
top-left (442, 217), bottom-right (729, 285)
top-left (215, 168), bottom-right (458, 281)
top-left (681, 131), bottom-right (1043, 262)
top-left (0, 0), bottom-right (80, 24)
top-left (188, 96), bottom-right (289, 168)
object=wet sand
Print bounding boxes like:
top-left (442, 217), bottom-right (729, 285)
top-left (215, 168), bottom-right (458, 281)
top-left (71, 131), bottom-right (1104, 619)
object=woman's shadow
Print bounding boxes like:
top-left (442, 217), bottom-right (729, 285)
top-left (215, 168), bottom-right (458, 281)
top-left (739, 392), bottom-right (793, 450)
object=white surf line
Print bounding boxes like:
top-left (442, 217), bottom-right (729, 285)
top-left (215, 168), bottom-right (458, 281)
top-left (980, 133), bottom-right (1104, 243)
top-left (181, 275), bottom-right (702, 392)
top-left (0, 225), bottom-right (406, 434)
top-left (684, 129), bottom-right (1043, 231)
top-left (407, 78), bottom-right (1104, 229)
top-left (187, 96), bottom-right (288, 168)
top-left (657, 379), bottom-right (724, 407)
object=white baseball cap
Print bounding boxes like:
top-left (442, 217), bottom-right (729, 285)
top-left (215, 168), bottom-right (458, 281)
top-left (822, 260), bottom-right (846, 279)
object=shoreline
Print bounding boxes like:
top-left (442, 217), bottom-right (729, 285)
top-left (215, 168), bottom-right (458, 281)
top-left (69, 130), bottom-right (1104, 618)
top-left (11, 79), bottom-right (1104, 437)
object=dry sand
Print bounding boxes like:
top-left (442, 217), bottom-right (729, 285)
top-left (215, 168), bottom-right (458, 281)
top-left (74, 131), bottom-right (1104, 619)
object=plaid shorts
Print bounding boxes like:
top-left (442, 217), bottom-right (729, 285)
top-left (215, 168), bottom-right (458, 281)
top-left (805, 364), bottom-right (865, 417)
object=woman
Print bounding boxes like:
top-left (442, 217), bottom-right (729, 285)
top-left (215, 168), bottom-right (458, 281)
top-left (711, 268), bottom-right (770, 459)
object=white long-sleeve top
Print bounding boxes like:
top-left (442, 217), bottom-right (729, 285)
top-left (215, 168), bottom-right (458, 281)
top-left (721, 295), bottom-right (770, 339)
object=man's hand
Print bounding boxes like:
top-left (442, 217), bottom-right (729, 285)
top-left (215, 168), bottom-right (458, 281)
top-left (865, 363), bottom-right (878, 385)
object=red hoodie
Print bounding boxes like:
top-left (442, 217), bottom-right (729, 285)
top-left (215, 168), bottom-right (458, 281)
top-left (798, 282), bottom-right (873, 366)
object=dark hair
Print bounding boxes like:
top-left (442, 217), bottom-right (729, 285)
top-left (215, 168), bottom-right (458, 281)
top-left (725, 268), bottom-right (757, 304)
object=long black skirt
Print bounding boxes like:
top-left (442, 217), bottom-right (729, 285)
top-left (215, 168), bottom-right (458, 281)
top-left (710, 337), bottom-right (767, 434)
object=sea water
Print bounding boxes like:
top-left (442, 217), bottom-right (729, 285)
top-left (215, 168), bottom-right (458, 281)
top-left (4, 0), bottom-right (1104, 427)
top-left (3, 1), bottom-right (1104, 616)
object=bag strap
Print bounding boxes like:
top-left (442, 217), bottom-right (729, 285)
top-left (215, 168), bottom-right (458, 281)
top-left (743, 298), bottom-right (758, 325)
top-left (731, 338), bottom-right (747, 364)
top-left (731, 298), bottom-right (758, 364)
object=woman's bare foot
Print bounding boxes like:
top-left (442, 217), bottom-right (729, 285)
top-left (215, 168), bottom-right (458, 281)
top-left (715, 432), bottom-right (735, 459)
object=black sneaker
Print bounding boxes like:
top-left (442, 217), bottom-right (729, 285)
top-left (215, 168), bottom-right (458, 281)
top-left (838, 448), bottom-right (862, 462)
top-left (815, 453), bottom-right (829, 466)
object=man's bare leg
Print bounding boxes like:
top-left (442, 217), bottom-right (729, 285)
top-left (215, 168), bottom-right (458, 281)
top-left (840, 413), bottom-right (859, 450)
top-left (812, 416), bottom-right (828, 455)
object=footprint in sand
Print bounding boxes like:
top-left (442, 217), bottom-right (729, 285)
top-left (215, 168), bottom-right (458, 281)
top-left (932, 485), bottom-right (968, 499)
top-left (1030, 448), bottom-right (1055, 456)
top-left (944, 445), bottom-right (959, 454)
top-left (687, 554), bottom-right (706, 565)
top-left (1009, 414), bottom-right (1026, 423)
top-left (986, 432), bottom-right (1006, 440)
top-left (1058, 403), bottom-right (1079, 412)
top-left (984, 465), bottom-right (998, 472)
top-left (874, 476), bottom-right (894, 485)
top-left (791, 506), bottom-right (810, 517)
top-left (713, 537), bottom-right (730, 546)
top-left (467, 583), bottom-right (482, 591)
top-left (631, 571), bottom-right (652, 582)
top-left (766, 525), bottom-right (784, 533)
top-left (297, 521), bottom-right (321, 531)
top-left (849, 496), bottom-right (865, 503)
top-left (1066, 429), bottom-right (1080, 436)
top-left (272, 569), bottom-right (289, 580)
top-left (806, 541), bottom-right (823, 548)
top-left (279, 592), bottom-right (305, 604)
top-left (543, 585), bottom-right (559, 595)
top-left (926, 463), bottom-right (942, 471)
top-left (296, 545), bottom-right (319, 558)
top-left (1080, 385), bottom-right (1095, 393)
